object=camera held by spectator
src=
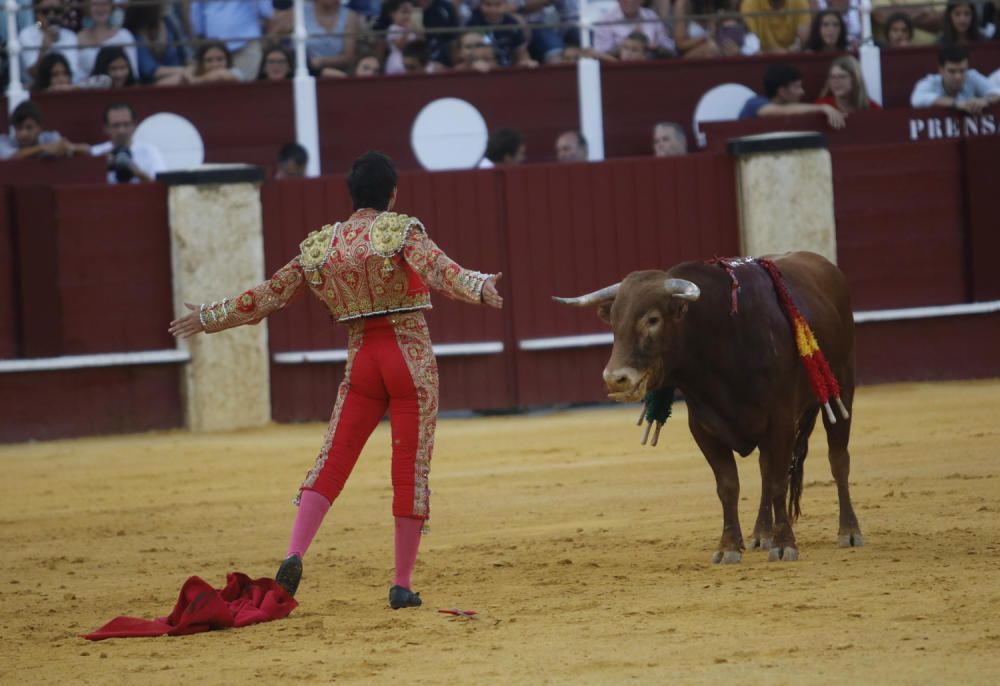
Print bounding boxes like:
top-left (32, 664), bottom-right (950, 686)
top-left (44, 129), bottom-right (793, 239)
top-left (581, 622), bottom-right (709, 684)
top-left (109, 145), bottom-right (136, 183)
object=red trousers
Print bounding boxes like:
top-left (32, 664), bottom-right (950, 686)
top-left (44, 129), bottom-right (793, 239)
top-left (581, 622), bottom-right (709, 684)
top-left (298, 312), bottom-right (439, 519)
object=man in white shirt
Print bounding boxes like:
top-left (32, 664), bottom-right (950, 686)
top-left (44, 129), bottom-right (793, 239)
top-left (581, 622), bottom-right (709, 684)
top-left (593, 0), bottom-right (674, 58)
top-left (90, 104), bottom-right (167, 184)
top-left (910, 44), bottom-right (1000, 114)
top-left (19, 0), bottom-right (80, 84)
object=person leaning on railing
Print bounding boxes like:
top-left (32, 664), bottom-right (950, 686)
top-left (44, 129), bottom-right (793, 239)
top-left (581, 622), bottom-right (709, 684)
top-left (77, 0), bottom-right (138, 81)
top-left (122, 1), bottom-right (191, 86)
top-left (816, 55), bottom-right (882, 113)
top-left (739, 62), bottom-right (847, 128)
top-left (910, 42), bottom-right (1000, 113)
top-left (0, 100), bottom-right (90, 160)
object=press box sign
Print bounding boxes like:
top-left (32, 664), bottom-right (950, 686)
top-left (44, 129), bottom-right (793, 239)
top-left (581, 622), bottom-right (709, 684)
top-left (908, 113), bottom-right (1000, 141)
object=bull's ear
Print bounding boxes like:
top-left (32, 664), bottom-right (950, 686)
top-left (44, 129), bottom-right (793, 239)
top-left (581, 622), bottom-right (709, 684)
top-left (597, 301), bottom-right (613, 324)
top-left (672, 300), bottom-right (690, 322)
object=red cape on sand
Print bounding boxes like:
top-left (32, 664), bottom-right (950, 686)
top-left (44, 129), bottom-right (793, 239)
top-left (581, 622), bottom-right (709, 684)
top-left (82, 572), bottom-right (297, 641)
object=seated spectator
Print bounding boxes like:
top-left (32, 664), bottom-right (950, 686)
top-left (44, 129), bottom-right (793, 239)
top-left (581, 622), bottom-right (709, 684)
top-left (190, 0), bottom-right (281, 80)
top-left (33, 52), bottom-right (74, 91)
top-left (188, 41), bottom-right (241, 84)
top-left (77, 0), bottom-right (138, 80)
top-left (593, 0), bottom-right (674, 58)
top-left (0, 100), bottom-right (89, 160)
top-left (520, 0), bottom-right (569, 64)
top-left (415, 0), bottom-right (459, 69)
top-left (306, 0), bottom-right (360, 75)
top-left (276, 142), bottom-right (309, 178)
top-left (741, 0), bottom-right (811, 53)
top-left (815, 0), bottom-right (862, 48)
top-left (940, 1), bottom-right (985, 44)
top-left (555, 130), bottom-right (588, 161)
top-left (559, 35), bottom-right (615, 62)
top-left (123, 2), bottom-right (191, 86)
top-left (816, 55), bottom-right (881, 113)
top-left (19, 0), bottom-right (80, 85)
top-left (92, 46), bottom-right (136, 89)
top-left (738, 62), bottom-right (847, 128)
top-left (402, 39), bottom-right (433, 73)
top-left (354, 55), bottom-right (382, 76)
top-left (910, 43), bottom-right (1000, 113)
top-left (882, 12), bottom-right (915, 46)
top-left (804, 9), bottom-right (849, 52)
top-left (91, 103), bottom-right (166, 184)
top-left (467, 0), bottom-right (538, 67)
top-left (480, 128), bottom-right (525, 167)
top-left (652, 122), bottom-right (687, 156)
top-left (673, 1), bottom-right (761, 58)
top-left (871, 0), bottom-right (943, 46)
top-left (258, 44), bottom-right (294, 80)
top-left (619, 31), bottom-right (651, 60)
top-left (384, 0), bottom-right (422, 74)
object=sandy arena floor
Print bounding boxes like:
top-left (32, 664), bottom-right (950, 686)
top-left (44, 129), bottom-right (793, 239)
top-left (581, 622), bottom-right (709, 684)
top-left (1, 380), bottom-right (999, 685)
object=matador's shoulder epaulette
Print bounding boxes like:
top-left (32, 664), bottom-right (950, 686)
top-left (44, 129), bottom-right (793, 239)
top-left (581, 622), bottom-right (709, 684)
top-left (298, 223), bottom-right (338, 283)
top-left (370, 212), bottom-right (424, 258)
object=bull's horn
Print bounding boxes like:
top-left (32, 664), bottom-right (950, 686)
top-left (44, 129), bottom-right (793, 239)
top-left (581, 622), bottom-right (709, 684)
top-left (664, 278), bottom-right (701, 302)
top-left (552, 283), bottom-right (620, 307)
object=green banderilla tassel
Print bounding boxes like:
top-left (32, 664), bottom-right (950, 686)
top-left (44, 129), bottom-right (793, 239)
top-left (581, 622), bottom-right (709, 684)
top-left (636, 387), bottom-right (675, 446)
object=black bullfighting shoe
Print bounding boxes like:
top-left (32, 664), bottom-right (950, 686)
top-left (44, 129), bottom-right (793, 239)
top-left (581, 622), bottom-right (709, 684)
top-left (389, 585), bottom-right (422, 609)
top-left (275, 554), bottom-right (303, 597)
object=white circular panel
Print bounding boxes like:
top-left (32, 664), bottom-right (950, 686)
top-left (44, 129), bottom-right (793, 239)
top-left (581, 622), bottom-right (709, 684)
top-left (692, 83), bottom-right (758, 149)
top-left (134, 112), bottom-right (205, 171)
top-left (410, 98), bottom-right (488, 171)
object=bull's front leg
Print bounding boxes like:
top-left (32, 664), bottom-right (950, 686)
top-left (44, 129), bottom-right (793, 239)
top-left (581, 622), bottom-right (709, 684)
top-left (690, 419), bottom-right (744, 564)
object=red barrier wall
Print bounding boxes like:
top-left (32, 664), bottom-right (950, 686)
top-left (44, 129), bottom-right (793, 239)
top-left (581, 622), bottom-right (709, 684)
top-left (964, 136), bottom-right (1000, 302)
top-left (831, 140), bottom-right (968, 310)
top-left (14, 184), bottom-right (174, 356)
top-left (0, 188), bottom-right (16, 358)
top-left (1, 183), bottom-right (180, 441)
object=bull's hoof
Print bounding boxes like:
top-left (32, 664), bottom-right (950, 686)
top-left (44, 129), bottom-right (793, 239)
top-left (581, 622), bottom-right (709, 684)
top-left (747, 536), bottom-right (773, 551)
top-left (768, 546), bottom-right (799, 562)
top-left (711, 550), bottom-right (743, 565)
top-left (838, 532), bottom-right (864, 548)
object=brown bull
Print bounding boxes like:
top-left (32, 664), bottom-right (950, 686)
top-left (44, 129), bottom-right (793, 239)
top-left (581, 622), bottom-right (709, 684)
top-left (554, 251), bottom-right (862, 563)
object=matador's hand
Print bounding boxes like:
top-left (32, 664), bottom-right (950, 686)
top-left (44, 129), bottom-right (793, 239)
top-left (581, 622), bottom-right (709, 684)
top-left (482, 273), bottom-right (503, 309)
top-left (169, 302), bottom-right (205, 339)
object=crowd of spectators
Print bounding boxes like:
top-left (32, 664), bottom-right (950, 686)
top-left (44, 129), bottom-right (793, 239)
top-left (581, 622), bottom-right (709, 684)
top-left (1, 1), bottom-right (999, 178)
top-left (2, 0), bottom-right (997, 91)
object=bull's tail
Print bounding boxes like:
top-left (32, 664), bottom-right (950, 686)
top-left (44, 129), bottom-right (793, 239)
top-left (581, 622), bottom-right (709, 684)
top-left (788, 408), bottom-right (819, 522)
top-left (788, 453), bottom-right (805, 522)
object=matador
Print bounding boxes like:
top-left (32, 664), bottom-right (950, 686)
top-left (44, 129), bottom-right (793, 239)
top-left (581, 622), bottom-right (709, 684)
top-left (170, 152), bottom-right (503, 609)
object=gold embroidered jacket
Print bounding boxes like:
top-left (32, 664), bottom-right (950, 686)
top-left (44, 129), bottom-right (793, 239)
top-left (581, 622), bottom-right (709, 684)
top-left (199, 209), bottom-right (493, 332)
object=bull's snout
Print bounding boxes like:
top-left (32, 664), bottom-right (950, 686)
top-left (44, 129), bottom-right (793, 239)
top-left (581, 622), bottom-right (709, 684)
top-left (603, 366), bottom-right (642, 394)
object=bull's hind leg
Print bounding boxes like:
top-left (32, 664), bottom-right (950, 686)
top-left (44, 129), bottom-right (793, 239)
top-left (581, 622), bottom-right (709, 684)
top-left (747, 459), bottom-right (773, 551)
top-left (824, 387), bottom-right (863, 547)
top-left (760, 426), bottom-right (799, 562)
top-left (690, 418), bottom-right (744, 564)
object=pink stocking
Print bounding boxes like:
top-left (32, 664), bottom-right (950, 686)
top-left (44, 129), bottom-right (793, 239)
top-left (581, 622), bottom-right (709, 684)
top-left (286, 489), bottom-right (331, 558)
top-left (393, 516), bottom-right (423, 589)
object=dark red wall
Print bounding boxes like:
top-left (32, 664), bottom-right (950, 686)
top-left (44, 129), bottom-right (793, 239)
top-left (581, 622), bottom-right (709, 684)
top-left (832, 141), bottom-right (968, 310)
top-left (964, 136), bottom-right (1000, 302)
top-left (0, 187), bottom-right (16, 358)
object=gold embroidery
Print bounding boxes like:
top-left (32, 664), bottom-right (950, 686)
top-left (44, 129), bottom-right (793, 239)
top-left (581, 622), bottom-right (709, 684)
top-left (391, 312), bottom-right (438, 517)
top-left (299, 223), bottom-right (338, 285)
top-left (370, 212), bottom-right (413, 258)
top-left (296, 322), bottom-right (365, 502)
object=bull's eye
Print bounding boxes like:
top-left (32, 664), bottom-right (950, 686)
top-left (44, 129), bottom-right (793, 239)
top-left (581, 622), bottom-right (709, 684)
top-left (647, 315), bottom-right (661, 327)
